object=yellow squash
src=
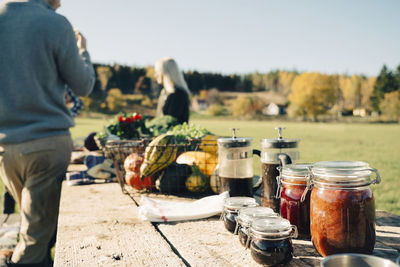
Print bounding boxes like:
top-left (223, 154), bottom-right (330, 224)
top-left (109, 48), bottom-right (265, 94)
top-left (176, 151), bottom-right (218, 176)
top-left (199, 134), bottom-right (218, 153)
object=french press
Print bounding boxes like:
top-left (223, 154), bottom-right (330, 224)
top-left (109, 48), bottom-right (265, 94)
top-left (217, 129), bottom-right (261, 197)
top-left (260, 127), bottom-right (299, 212)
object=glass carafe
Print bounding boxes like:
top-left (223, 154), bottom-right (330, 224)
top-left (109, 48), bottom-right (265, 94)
top-left (217, 129), bottom-right (261, 197)
top-left (261, 127), bottom-right (299, 212)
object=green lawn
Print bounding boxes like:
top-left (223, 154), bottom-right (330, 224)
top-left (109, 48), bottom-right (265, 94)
top-left (1, 116), bottom-right (400, 215)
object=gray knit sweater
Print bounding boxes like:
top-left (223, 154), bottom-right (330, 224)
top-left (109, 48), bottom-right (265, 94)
top-left (0, 0), bottom-right (95, 144)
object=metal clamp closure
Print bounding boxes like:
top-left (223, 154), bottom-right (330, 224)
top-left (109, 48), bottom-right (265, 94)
top-left (300, 167), bottom-right (313, 202)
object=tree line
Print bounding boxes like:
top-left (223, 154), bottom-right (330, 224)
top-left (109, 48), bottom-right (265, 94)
top-left (90, 63), bottom-right (299, 97)
top-left (87, 63), bottom-right (400, 120)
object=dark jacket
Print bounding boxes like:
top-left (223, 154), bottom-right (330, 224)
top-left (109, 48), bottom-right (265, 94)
top-left (160, 88), bottom-right (190, 124)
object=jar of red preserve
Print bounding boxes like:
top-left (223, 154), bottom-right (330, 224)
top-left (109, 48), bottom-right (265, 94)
top-left (277, 163), bottom-right (312, 239)
top-left (309, 161), bottom-right (381, 256)
top-left (222, 197), bottom-right (258, 233)
top-left (235, 207), bottom-right (277, 247)
top-left (248, 217), bottom-right (298, 266)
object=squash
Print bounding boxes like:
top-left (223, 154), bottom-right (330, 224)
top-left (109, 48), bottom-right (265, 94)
top-left (199, 134), bottom-right (218, 153)
top-left (209, 166), bottom-right (220, 194)
top-left (185, 165), bottom-right (209, 193)
top-left (176, 151), bottom-right (218, 176)
top-left (140, 134), bottom-right (178, 177)
top-left (156, 163), bottom-right (191, 194)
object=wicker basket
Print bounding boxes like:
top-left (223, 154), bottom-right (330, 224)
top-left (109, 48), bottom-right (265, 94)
top-left (104, 138), bottom-right (218, 195)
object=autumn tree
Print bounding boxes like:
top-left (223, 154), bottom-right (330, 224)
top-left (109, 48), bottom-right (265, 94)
top-left (288, 72), bottom-right (338, 120)
top-left (230, 95), bottom-right (265, 117)
top-left (371, 65), bottom-right (399, 112)
top-left (379, 91), bottom-right (400, 121)
top-left (361, 77), bottom-right (376, 110)
top-left (96, 65), bottom-right (113, 91)
top-left (278, 71), bottom-right (297, 96)
top-left (106, 88), bottom-right (126, 112)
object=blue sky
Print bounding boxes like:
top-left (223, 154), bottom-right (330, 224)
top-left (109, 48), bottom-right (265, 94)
top-left (59, 0), bottom-right (400, 76)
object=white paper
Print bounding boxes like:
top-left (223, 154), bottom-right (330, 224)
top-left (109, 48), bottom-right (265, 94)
top-left (138, 191), bottom-right (229, 222)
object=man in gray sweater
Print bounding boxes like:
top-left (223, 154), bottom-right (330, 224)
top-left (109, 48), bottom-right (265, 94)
top-left (0, 0), bottom-right (95, 265)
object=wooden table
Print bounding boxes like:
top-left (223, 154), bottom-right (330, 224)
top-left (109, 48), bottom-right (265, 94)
top-left (54, 182), bottom-right (400, 266)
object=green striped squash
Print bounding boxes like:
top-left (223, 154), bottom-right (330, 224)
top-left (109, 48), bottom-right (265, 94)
top-left (140, 134), bottom-right (178, 177)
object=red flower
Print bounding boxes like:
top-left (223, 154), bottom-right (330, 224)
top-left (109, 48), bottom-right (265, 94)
top-left (137, 114), bottom-right (142, 120)
top-left (125, 117), bottom-right (131, 123)
top-left (118, 115), bottom-right (123, 122)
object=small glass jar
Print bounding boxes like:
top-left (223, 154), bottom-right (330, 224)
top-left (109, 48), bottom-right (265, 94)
top-left (277, 163), bottom-right (312, 238)
top-left (310, 161), bottom-right (381, 256)
top-left (222, 197), bottom-right (258, 233)
top-left (248, 217), bottom-right (298, 266)
top-left (235, 207), bottom-right (277, 247)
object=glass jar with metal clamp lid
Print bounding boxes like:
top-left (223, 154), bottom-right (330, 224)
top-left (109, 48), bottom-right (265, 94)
top-left (221, 196), bottom-right (258, 233)
top-left (276, 163), bottom-right (312, 239)
top-left (248, 217), bottom-right (298, 266)
top-left (309, 161), bottom-right (381, 256)
top-left (234, 206), bottom-right (277, 247)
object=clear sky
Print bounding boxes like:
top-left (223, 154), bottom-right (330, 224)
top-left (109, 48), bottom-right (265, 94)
top-left (58, 0), bottom-right (400, 77)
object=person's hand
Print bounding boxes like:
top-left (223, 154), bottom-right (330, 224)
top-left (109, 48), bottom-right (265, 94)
top-left (74, 30), bottom-right (87, 50)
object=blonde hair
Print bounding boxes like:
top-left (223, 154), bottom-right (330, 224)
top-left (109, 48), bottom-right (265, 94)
top-left (155, 57), bottom-right (190, 95)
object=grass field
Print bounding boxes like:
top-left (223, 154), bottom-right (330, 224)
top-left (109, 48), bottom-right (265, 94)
top-left (1, 115), bottom-right (400, 215)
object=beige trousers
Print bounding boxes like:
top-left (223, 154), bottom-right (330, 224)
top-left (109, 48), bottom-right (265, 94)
top-left (0, 135), bottom-right (72, 264)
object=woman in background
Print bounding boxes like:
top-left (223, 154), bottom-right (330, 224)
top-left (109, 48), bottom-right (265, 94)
top-left (155, 57), bottom-right (190, 124)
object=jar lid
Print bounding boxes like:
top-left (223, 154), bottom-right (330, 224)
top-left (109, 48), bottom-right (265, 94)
top-left (312, 161), bottom-right (370, 178)
top-left (250, 217), bottom-right (294, 238)
top-left (237, 207), bottom-right (277, 227)
top-left (223, 197), bottom-right (258, 211)
top-left (261, 138), bottom-right (299, 149)
top-left (218, 137), bottom-right (252, 148)
top-left (261, 127), bottom-right (299, 149)
top-left (281, 163), bottom-right (312, 179)
top-left (218, 128), bottom-right (252, 148)
top-left (311, 161), bottom-right (381, 186)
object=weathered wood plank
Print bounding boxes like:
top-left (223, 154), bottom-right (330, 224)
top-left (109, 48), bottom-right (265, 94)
top-left (133, 192), bottom-right (400, 266)
top-left (155, 218), bottom-right (313, 267)
top-left (54, 182), bottom-right (185, 267)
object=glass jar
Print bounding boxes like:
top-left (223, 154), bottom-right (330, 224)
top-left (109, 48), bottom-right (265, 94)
top-left (235, 207), bottom-right (277, 247)
top-left (222, 197), bottom-right (258, 233)
top-left (277, 163), bottom-right (312, 238)
top-left (248, 217), bottom-right (298, 266)
top-left (310, 161), bottom-right (381, 256)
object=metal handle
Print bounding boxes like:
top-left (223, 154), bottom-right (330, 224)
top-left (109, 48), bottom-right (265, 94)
top-left (234, 223), bottom-right (240, 235)
top-left (301, 167), bottom-right (313, 202)
top-left (369, 168), bottom-right (381, 184)
top-left (245, 234), bottom-right (251, 249)
top-left (252, 149), bottom-right (263, 190)
top-left (290, 225), bottom-right (298, 238)
top-left (275, 166), bottom-right (282, 198)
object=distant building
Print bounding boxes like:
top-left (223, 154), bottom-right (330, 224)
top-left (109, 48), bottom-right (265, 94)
top-left (353, 108), bottom-right (367, 117)
top-left (262, 103), bottom-right (285, 116)
top-left (192, 98), bottom-right (209, 112)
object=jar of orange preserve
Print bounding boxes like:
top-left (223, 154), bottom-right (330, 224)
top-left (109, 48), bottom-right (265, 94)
top-left (309, 161), bottom-right (381, 256)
